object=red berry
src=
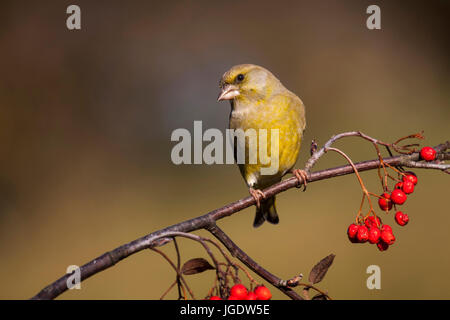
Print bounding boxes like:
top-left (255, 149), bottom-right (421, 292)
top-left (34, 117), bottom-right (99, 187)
top-left (381, 230), bottom-right (396, 245)
top-left (228, 295), bottom-right (239, 300)
top-left (357, 225), bottom-right (369, 243)
top-left (391, 189), bottom-right (407, 205)
top-left (230, 284), bottom-right (248, 299)
top-left (254, 286), bottom-right (272, 300)
top-left (402, 172), bottom-right (418, 185)
top-left (402, 180), bottom-right (415, 194)
top-left (365, 216), bottom-right (382, 229)
top-left (347, 224), bottom-right (359, 238)
top-left (368, 227), bottom-right (381, 244)
top-left (420, 146), bottom-right (436, 161)
top-left (378, 193), bottom-right (393, 211)
top-left (348, 224), bottom-right (360, 243)
top-left (381, 224), bottom-right (392, 233)
top-left (210, 296), bottom-right (221, 300)
top-left (394, 182), bottom-right (403, 190)
top-left (377, 241), bottom-right (389, 251)
top-left (395, 211), bottom-right (409, 226)
top-left (246, 292), bottom-right (258, 300)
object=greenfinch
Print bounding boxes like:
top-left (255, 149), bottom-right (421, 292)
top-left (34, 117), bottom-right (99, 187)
top-left (218, 64), bottom-right (306, 227)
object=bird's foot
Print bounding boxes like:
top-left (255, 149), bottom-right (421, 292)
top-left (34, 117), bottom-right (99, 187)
top-left (249, 188), bottom-right (266, 209)
top-left (291, 169), bottom-right (308, 191)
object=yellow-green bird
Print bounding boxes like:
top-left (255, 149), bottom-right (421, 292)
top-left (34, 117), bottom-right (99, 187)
top-left (218, 64), bottom-right (307, 227)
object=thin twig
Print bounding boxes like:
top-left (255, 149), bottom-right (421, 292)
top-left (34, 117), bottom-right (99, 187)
top-left (172, 239), bottom-right (183, 299)
top-left (150, 247), bottom-right (195, 300)
top-left (299, 283), bottom-right (332, 300)
top-left (160, 280), bottom-right (177, 300)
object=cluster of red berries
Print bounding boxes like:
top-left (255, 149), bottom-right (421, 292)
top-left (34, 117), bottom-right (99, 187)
top-left (209, 284), bottom-right (272, 300)
top-left (346, 145), bottom-right (436, 251)
top-left (347, 216), bottom-right (396, 251)
top-left (378, 171), bottom-right (418, 212)
top-left (348, 172), bottom-right (417, 251)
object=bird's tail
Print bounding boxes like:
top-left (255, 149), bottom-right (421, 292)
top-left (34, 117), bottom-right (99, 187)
top-left (253, 196), bottom-right (279, 228)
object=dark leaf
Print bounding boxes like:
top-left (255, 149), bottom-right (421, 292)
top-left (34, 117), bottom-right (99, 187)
top-left (312, 293), bottom-right (328, 300)
top-left (308, 254), bottom-right (335, 284)
top-left (181, 258), bottom-right (215, 275)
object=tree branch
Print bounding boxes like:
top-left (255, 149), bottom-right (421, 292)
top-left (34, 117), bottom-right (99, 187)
top-left (205, 223), bottom-right (304, 300)
top-left (31, 134), bottom-right (449, 300)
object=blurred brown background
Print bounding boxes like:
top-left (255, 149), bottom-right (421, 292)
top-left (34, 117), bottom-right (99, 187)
top-left (0, 0), bottom-right (449, 299)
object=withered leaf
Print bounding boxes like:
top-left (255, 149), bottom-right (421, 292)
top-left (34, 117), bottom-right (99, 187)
top-left (312, 293), bottom-right (328, 300)
top-left (181, 258), bottom-right (215, 275)
top-left (308, 254), bottom-right (335, 284)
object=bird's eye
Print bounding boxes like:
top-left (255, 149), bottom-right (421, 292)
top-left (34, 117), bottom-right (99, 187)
top-left (236, 74), bottom-right (245, 82)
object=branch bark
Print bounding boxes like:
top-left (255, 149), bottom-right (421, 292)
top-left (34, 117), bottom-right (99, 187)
top-left (31, 135), bottom-right (450, 300)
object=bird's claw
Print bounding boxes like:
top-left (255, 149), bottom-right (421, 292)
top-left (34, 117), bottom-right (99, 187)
top-left (292, 169), bottom-right (308, 191)
top-left (249, 188), bottom-right (266, 209)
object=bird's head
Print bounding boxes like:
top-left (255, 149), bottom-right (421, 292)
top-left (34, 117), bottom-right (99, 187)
top-left (218, 64), bottom-right (282, 104)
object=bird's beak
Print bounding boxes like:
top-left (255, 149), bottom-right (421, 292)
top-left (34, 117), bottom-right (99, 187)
top-left (217, 84), bottom-right (240, 101)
